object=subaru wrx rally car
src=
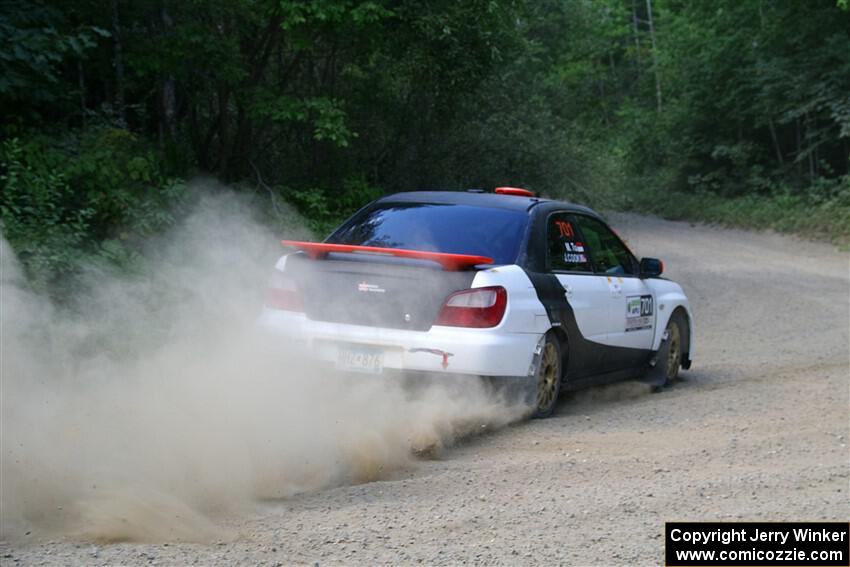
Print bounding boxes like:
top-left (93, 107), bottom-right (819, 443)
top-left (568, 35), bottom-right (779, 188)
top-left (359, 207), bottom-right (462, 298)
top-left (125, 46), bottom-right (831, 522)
top-left (258, 188), bottom-right (694, 418)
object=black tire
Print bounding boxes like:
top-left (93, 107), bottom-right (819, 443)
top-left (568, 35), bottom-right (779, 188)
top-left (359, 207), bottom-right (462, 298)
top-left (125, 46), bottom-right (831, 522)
top-left (649, 312), bottom-right (686, 389)
top-left (531, 333), bottom-right (563, 418)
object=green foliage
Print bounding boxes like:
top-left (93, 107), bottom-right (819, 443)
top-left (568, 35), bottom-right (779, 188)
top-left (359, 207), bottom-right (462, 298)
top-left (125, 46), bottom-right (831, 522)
top-left (287, 188), bottom-right (332, 234)
top-left (253, 95), bottom-right (357, 148)
top-left (286, 176), bottom-right (382, 236)
top-left (0, 129), bottom-right (186, 292)
top-left (3, 0), bottom-right (850, 298)
top-left (0, 0), bottom-right (108, 114)
top-left (625, 1), bottom-right (850, 195)
top-left (0, 137), bottom-right (92, 288)
top-left (618, 170), bottom-right (850, 243)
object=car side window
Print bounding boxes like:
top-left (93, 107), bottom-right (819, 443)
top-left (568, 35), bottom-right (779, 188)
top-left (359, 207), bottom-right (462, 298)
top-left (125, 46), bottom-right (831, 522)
top-left (547, 213), bottom-right (592, 272)
top-left (574, 215), bottom-right (636, 276)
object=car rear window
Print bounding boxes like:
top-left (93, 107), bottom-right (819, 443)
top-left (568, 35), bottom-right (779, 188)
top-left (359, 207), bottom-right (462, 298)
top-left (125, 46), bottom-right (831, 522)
top-left (327, 202), bottom-right (529, 265)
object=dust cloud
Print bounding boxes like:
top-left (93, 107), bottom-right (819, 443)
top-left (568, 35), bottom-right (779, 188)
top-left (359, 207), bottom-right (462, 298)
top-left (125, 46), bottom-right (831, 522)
top-left (0, 186), bottom-right (523, 543)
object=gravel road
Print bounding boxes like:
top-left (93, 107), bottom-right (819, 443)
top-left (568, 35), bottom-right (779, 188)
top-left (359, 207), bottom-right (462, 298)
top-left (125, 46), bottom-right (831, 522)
top-left (3, 214), bottom-right (848, 565)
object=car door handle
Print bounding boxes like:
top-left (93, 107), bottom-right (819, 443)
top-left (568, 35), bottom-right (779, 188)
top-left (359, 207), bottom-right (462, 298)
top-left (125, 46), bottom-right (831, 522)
top-left (563, 284), bottom-right (573, 298)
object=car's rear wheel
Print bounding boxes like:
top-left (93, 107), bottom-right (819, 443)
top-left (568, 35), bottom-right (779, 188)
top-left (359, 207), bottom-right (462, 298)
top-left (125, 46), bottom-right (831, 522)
top-left (531, 333), bottom-right (562, 418)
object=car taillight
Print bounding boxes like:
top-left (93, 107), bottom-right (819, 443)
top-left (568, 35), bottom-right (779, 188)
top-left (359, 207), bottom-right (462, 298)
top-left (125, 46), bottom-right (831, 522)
top-left (434, 286), bottom-right (507, 328)
top-left (265, 270), bottom-right (303, 311)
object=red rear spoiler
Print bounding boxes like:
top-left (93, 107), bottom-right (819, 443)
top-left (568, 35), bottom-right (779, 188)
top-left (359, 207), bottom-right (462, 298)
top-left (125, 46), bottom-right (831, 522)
top-left (281, 240), bottom-right (493, 271)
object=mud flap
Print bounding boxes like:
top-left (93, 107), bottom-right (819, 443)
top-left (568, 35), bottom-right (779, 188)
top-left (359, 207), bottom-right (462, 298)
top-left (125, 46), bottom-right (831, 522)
top-left (640, 329), bottom-right (671, 388)
top-left (486, 334), bottom-right (545, 413)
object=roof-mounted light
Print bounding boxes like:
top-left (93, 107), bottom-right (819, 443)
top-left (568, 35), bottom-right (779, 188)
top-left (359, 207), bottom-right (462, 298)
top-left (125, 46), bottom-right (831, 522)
top-left (494, 187), bottom-right (535, 197)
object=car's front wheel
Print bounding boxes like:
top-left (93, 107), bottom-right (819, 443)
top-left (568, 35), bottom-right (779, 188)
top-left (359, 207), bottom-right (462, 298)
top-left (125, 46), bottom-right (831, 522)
top-left (531, 333), bottom-right (562, 418)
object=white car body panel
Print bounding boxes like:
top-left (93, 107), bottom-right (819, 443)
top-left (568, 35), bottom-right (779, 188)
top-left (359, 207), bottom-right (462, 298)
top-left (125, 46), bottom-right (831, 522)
top-left (259, 255), bottom-right (695, 377)
top-left (258, 262), bottom-right (545, 377)
top-left (552, 273), bottom-right (609, 343)
top-left (605, 275), bottom-right (657, 350)
top-left (644, 278), bottom-right (695, 356)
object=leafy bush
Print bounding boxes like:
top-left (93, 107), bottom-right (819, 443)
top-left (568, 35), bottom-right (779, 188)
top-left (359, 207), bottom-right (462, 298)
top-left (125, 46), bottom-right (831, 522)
top-left (0, 128), bottom-right (186, 293)
top-left (0, 137), bottom-right (92, 289)
top-left (617, 171), bottom-right (850, 245)
top-left (284, 175), bottom-right (382, 237)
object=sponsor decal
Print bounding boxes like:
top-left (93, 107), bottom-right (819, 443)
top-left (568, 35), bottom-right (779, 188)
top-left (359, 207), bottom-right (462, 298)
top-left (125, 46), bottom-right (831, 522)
top-left (409, 348), bottom-right (454, 370)
top-left (357, 281), bottom-right (386, 293)
top-left (561, 237), bottom-right (587, 265)
top-left (555, 220), bottom-right (575, 238)
top-left (625, 294), bottom-right (653, 332)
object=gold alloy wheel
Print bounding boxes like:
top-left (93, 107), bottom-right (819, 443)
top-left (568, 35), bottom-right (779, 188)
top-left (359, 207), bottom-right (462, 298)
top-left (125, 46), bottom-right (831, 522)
top-left (537, 341), bottom-right (560, 410)
top-left (665, 323), bottom-right (681, 381)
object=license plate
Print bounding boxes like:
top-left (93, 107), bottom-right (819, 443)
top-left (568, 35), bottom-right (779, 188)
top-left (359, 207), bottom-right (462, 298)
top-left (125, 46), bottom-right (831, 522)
top-left (336, 345), bottom-right (384, 374)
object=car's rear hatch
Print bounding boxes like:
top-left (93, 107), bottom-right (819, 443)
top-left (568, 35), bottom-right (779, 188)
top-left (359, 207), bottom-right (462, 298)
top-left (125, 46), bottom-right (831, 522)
top-left (277, 199), bottom-right (530, 331)
top-left (285, 253), bottom-right (478, 331)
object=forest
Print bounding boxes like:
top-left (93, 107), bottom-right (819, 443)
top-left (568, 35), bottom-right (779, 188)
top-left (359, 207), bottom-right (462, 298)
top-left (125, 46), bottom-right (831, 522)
top-left (2, 0), bottom-right (849, 293)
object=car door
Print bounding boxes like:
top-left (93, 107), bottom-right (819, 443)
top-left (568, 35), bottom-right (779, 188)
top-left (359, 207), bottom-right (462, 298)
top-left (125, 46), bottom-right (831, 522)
top-left (573, 214), bottom-right (656, 370)
top-left (545, 211), bottom-right (611, 376)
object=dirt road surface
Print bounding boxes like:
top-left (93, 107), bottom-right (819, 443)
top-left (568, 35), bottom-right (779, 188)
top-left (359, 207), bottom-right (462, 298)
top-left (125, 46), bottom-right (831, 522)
top-left (3, 214), bottom-right (848, 565)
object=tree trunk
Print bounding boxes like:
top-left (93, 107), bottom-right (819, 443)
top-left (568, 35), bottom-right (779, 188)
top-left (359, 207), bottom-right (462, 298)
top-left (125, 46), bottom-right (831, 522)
top-left (645, 0), bottom-right (662, 112)
top-left (111, 0), bottom-right (126, 126)
top-left (632, 0), bottom-right (642, 78)
top-left (796, 117), bottom-right (803, 180)
top-left (805, 111), bottom-right (815, 183)
top-left (198, 86), bottom-right (229, 171)
top-left (77, 59), bottom-right (86, 126)
top-left (161, 7), bottom-right (178, 139)
top-left (767, 117), bottom-right (784, 167)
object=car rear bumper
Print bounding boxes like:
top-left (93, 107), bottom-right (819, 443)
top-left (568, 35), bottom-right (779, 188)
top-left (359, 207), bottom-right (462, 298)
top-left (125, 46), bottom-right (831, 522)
top-left (257, 308), bottom-right (542, 377)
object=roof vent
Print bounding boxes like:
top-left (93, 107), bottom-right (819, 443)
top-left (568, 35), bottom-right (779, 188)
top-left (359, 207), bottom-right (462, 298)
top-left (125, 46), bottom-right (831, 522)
top-left (494, 187), bottom-right (534, 197)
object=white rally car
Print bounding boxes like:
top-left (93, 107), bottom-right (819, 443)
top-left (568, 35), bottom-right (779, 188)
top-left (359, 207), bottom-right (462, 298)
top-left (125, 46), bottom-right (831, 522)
top-left (258, 188), bottom-right (694, 418)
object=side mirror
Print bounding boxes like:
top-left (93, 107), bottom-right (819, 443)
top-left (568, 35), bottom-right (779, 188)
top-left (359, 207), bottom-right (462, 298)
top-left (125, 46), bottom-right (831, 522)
top-left (640, 257), bottom-right (663, 278)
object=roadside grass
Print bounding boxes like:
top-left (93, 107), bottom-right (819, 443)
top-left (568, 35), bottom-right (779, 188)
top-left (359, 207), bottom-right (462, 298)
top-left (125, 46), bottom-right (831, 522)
top-left (617, 188), bottom-right (850, 248)
top-left (544, 146), bottom-right (850, 248)
top-left (554, 163), bottom-right (850, 248)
